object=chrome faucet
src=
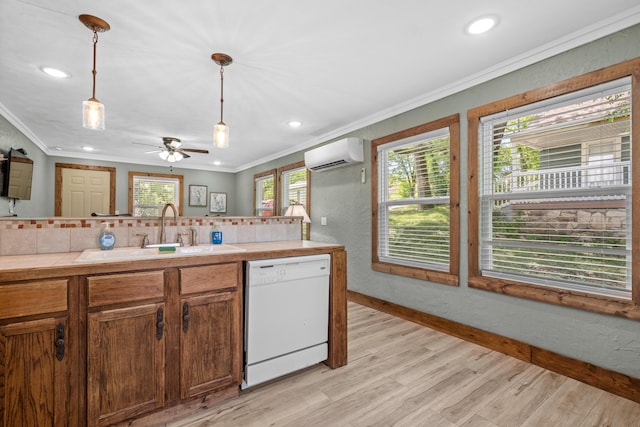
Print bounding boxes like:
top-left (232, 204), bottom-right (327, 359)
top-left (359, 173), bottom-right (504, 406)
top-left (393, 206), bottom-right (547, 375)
top-left (160, 203), bottom-right (178, 243)
top-left (190, 227), bottom-right (198, 246)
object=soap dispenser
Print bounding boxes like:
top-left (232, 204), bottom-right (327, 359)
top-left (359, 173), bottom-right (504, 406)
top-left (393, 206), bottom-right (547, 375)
top-left (211, 221), bottom-right (223, 244)
top-left (98, 222), bottom-right (116, 250)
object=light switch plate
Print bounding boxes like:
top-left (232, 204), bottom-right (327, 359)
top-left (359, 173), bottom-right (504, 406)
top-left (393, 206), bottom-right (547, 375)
top-left (321, 216), bottom-right (327, 226)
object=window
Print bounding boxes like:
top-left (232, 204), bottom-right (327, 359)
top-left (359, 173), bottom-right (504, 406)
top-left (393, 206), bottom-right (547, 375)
top-left (373, 114), bottom-right (460, 286)
top-left (128, 172), bottom-right (183, 217)
top-left (468, 59), bottom-right (640, 319)
top-left (254, 169), bottom-right (277, 216)
top-left (279, 161), bottom-right (310, 239)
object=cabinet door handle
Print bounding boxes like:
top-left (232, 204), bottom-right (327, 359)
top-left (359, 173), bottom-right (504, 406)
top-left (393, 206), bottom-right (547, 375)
top-left (182, 302), bottom-right (189, 333)
top-left (156, 307), bottom-right (164, 340)
top-left (55, 323), bottom-right (65, 361)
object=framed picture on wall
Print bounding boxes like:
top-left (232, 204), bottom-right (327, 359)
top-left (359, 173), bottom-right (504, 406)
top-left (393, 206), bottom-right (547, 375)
top-left (189, 185), bottom-right (208, 207)
top-left (210, 192), bottom-right (227, 213)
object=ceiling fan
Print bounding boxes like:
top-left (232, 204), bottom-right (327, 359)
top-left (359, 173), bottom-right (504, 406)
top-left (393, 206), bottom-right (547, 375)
top-left (139, 137), bottom-right (209, 162)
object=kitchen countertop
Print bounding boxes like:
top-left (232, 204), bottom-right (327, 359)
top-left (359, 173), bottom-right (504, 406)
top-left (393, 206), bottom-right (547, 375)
top-left (0, 240), bottom-right (345, 282)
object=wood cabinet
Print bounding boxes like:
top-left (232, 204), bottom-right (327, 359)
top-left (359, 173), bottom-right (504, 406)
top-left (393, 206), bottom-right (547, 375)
top-left (179, 263), bottom-right (241, 399)
top-left (85, 270), bottom-right (166, 427)
top-left (84, 263), bottom-right (241, 425)
top-left (0, 279), bottom-right (75, 427)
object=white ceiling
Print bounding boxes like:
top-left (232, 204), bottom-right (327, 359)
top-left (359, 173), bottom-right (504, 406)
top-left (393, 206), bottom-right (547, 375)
top-left (1, 1), bottom-right (639, 172)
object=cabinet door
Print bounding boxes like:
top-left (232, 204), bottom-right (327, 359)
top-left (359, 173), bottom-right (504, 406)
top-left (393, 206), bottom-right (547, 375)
top-left (0, 317), bottom-right (70, 427)
top-left (87, 303), bottom-right (165, 427)
top-left (180, 292), bottom-right (240, 399)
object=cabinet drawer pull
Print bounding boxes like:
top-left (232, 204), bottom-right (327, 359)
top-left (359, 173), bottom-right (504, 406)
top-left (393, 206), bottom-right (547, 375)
top-left (156, 307), bottom-right (164, 340)
top-left (182, 302), bottom-right (189, 333)
top-left (55, 323), bottom-right (65, 361)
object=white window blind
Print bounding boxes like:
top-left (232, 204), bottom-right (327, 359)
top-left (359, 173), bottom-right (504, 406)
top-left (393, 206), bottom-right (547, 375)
top-left (255, 174), bottom-right (275, 217)
top-left (378, 128), bottom-right (451, 271)
top-left (281, 166), bottom-right (310, 238)
top-left (281, 167), bottom-right (308, 215)
top-left (478, 77), bottom-right (632, 297)
top-left (132, 175), bottom-right (180, 217)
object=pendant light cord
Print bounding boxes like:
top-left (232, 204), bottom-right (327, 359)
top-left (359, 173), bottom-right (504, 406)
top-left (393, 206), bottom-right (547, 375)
top-left (219, 65), bottom-right (225, 123)
top-left (91, 30), bottom-right (98, 100)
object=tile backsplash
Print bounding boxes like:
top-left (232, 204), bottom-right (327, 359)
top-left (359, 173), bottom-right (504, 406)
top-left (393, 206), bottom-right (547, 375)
top-left (0, 216), bottom-right (302, 256)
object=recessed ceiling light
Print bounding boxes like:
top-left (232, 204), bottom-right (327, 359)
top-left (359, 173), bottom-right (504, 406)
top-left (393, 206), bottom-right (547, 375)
top-left (213, 160), bottom-right (222, 166)
top-left (288, 120), bottom-right (302, 128)
top-left (40, 66), bottom-right (71, 79)
top-left (465, 16), bottom-right (498, 35)
top-left (82, 146), bottom-right (94, 152)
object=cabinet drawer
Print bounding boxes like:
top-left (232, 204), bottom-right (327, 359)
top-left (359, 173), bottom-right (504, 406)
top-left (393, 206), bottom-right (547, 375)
top-left (180, 263), bottom-right (239, 295)
top-left (0, 279), bottom-right (68, 319)
top-left (87, 270), bottom-right (165, 307)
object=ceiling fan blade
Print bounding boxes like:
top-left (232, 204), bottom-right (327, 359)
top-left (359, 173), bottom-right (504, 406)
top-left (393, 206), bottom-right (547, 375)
top-left (181, 151), bottom-right (191, 159)
top-left (132, 141), bottom-right (160, 148)
top-left (145, 149), bottom-right (163, 154)
top-left (182, 148), bottom-right (209, 154)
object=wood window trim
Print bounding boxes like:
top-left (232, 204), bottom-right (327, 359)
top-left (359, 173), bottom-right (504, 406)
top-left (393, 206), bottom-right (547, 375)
top-left (128, 171), bottom-right (184, 216)
top-left (277, 161), bottom-right (311, 240)
top-left (55, 163), bottom-right (116, 216)
top-left (371, 113), bottom-right (460, 286)
top-left (467, 58), bottom-right (640, 320)
top-left (253, 169), bottom-right (277, 216)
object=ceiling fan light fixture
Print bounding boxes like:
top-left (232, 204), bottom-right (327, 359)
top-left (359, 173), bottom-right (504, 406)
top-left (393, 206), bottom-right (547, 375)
top-left (171, 151), bottom-right (184, 162)
top-left (211, 53), bottom-right (232, 148)
top-left (158, 150), bottom-right (170, 161)
top-left (79, 14), bottom-right (110, 130)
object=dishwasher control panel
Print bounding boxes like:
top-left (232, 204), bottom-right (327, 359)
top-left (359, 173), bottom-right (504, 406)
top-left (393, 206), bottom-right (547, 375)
top-left (246, 254), bottom-right (330, 286)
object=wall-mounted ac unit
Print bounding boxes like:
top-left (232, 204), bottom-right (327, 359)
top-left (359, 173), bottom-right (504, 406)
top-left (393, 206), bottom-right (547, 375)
top-left (304, 137), bottom-right (363, 172)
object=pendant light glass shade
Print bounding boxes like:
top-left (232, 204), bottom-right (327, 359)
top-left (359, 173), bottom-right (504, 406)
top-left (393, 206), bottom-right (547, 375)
top-left (82, 98), bottom-right (105, 130)
top-left (213, 122), bottom-right (229, 148)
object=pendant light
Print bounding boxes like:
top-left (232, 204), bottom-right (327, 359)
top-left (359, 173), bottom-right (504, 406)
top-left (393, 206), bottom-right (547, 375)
top-left (79, 14), bottom-right (110, 130)
top-left (211, 53), bottom-right (233, 148)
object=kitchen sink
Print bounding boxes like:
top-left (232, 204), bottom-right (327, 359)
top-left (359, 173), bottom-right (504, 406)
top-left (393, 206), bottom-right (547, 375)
top-left (74, 244), bottom-right (246, 263)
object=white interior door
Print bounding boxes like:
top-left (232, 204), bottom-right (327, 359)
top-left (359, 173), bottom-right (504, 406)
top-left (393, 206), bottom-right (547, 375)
top-left (61, 168), bottom-right (111, 216)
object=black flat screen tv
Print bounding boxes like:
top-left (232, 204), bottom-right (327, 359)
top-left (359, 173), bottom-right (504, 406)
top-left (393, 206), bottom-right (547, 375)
top-left (1, 148), bottom-right (33, 200)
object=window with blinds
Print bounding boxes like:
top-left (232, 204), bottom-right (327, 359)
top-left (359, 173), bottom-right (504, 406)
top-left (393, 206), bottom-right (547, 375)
top-left (254, 170), bottom-right (276, 217)
top-left (281, 166), bottom-right (308, 214)
top-left (131, 174), bottom-right (181, 217)
top-left (377, 128), bottom-right (452, 272)
top-left (478, 76), bottom-right (632, 297)
top-left (280, 164), bottom-right (310, 239)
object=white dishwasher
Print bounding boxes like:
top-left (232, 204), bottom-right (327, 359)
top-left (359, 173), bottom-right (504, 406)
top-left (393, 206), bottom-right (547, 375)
top-left (243, 254), bottom-right (330, 389)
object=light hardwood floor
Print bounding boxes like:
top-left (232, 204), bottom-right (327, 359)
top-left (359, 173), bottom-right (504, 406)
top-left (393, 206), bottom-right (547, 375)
top-left (169, 301), bottom-right (640, 427)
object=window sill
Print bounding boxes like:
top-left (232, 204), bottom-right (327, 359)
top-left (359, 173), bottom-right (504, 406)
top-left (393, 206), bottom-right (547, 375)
top-left (372, 261), bottom-right (459, 286)
top-left (469, 275), bottom-right (640, 321)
